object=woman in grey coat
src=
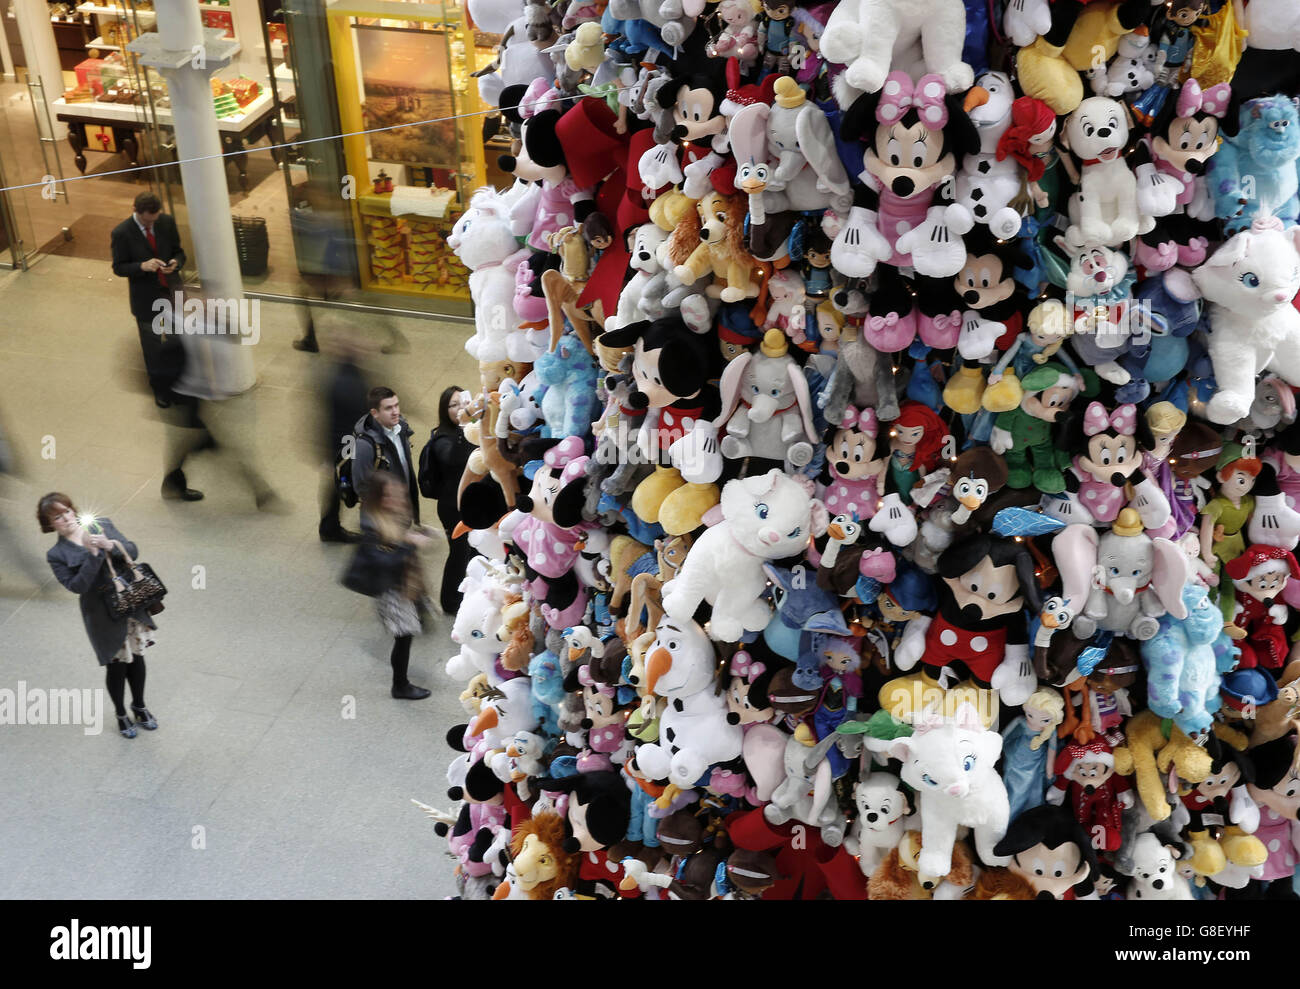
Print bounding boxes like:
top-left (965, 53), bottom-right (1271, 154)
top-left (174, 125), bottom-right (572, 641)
top-left (40, 493), bottom-right (159, 738)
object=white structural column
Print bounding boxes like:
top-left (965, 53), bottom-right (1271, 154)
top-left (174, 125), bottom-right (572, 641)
top-left (0, 4), bottom-right (18, 81)
top-left (130, 0), bottom-right (255, 397)
top-left (13, 0), bottom-right (68, 139)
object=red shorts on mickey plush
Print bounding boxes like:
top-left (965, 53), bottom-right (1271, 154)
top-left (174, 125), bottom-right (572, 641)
top-left (923, 613), bottom-right (1008, 683)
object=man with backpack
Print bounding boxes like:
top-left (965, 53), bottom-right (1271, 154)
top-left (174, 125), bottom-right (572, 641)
top-left (350, 386), bottom-right (420, 524)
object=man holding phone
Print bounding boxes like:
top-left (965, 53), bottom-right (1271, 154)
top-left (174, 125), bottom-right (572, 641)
top-left (112, 191), bottom-right (208, 502)
top-left (111, 191), bottom-right (186, 410)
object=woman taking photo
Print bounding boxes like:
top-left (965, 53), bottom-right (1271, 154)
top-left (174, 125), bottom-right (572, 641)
top-left (40, 493), bottom-right (158, 738)
top-left (348, 470), bottom-right (435, 700)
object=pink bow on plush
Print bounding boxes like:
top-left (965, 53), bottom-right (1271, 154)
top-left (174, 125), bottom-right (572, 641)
top-left (1082, 402), bottom-right (1137, 437)
top-left (577, 664), bottom-right (616, 697)
top-left (858, 548), bottom-right (897, 582)
top-left (731, 649), bottom-right (766, 681)
top-left (1177, 79), bottom-right (1233, 120)
top-left (867, 312), bottom-right (899, 332)
top-left (930, 310), bottom-right (962, 333)
top-left (876, 72), bottom-right (949, 128)
top-left (840, 404), bottom-right (879, 437)
top-left (518, 77), bottom-right (560, 118)
top-left (544, 435), bottom-right (587, 470)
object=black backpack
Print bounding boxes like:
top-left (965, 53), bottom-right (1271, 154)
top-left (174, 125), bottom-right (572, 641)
top-left (417, 429), bottom-right (441, 500)
top-left (335, 429), bottom-right (388, 508)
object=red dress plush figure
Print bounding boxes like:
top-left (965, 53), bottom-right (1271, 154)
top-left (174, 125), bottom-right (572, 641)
top-left (1224, 545), bottom-right (1300, 671)
top-left (1046, 738), bottom-right (1133, 852)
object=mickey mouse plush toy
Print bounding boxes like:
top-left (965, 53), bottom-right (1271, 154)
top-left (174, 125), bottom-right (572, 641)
top-left (893, 533), bottom-right (1042, 705)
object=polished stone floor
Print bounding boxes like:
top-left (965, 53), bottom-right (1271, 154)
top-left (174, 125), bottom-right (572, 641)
top-left (0, 255), bottom-right (474, 898)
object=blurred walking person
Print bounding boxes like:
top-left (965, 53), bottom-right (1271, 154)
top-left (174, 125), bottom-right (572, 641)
top-left (344, 472), bottom-right (435, 699)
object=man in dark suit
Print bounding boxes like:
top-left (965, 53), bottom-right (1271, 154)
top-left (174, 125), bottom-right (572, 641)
top-left (111, 191), bottom-right (186, 406)
top-left (353, 386), bottom-right (421, 525)
top-left (111, 191), bottom-right (207, 501)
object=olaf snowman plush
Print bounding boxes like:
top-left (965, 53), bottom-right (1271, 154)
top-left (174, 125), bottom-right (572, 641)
top-left (952, 70), bottom-right (1024, 241)
top-left (630, 615), bottom-right (744, 790)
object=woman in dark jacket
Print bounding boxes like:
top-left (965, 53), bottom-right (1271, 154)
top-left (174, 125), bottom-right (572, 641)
top-left (41, 493), bottom-right (158, 738)
top-left (422, 386), bottom-right (476, 614)
top-left (348, 471), bottom-right (434, 700)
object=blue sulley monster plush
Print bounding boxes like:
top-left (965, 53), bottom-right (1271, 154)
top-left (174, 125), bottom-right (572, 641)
top-left (1140, 581), bottom-right (1240, 737)
top-left (535, 331), bottom-right (601, 439)
top-left (1208, 94), bottom-right (1300, 234)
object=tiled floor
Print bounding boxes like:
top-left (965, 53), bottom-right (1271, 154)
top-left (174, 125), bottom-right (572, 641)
top-left (0, 254), bottom-right (477, 898)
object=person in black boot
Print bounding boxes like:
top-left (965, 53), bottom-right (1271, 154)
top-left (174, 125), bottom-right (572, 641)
top-left (346, 472), bottom-right (433, 699)
top-left (39, 494), bottom-right (161, 738)
top-left (418, 386), bottom-right (476, 613)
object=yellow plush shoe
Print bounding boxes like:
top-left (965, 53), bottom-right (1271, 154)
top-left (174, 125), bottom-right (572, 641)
top-left (942, 364), bottom-right (986, 416)
top-left (1186, 830), bottom-right (1227, 877)
top-left (1016, 37), bottom-right (1085, 115)
top-left (1220, 826), bottom-right (1269, 868)
top-left (657, 481), bottom-right (719, 535)
top-left (981, 371), bottom-right (1024, 413)
top-left (631, 466), bottom-right (684, 524)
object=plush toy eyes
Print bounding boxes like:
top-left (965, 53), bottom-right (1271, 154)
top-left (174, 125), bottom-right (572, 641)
top-left (471, 630), bottom-right (485, 639)
top-left (1110, 567), bottom-right (1120, 576)
top-left (1132, 569), bottom-right (1141, 577)
top-left (770, 387), bottom-right (781, 397)
top-left (921, 773), bottom-right (938, 787)
top-left (1241, 272), bottom-right (1261, 288)
top-left (755, 503), bottom-right (770, 519)
top-left (910, 142), bottom-right (926, 168)
top-left (963, 755), bottom-right (975, 772)
top-left (1082, 123), bottom-right (1095, 138)
top-left (751, 384), bottom-right (760, 394)
top-left (787, 526), bottom-right (801, 539)
top-left (886, 138), bottom-right (902, 167)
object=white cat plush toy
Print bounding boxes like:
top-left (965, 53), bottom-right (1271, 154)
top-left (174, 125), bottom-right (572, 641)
top-left (1193, 217), bottom-right (1300, 424)
top-left (661, 469), bottom-right (827, 641)
top-left (889, 703), bottom-right (1012, 878)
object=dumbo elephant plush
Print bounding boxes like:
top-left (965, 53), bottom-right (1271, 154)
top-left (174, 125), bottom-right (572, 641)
top-left (714, 329), bottom-right (819, 470)
top-left (763, 730), bottom-right (847, 845)
top-left (1051, 507), bottom-right (1189, 641)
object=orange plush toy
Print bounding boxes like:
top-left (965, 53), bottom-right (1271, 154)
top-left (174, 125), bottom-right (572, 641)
top-left (495, 812), bottom-right (579, 900)
top-left (667, 190), bottom-right (762, 303)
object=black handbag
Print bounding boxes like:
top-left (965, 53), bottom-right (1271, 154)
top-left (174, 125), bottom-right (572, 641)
top-left (100, 546), bottom-right (167, 619)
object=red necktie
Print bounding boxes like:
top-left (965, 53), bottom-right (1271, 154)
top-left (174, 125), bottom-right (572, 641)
top-left (144, 225), bottom-right (168, 288)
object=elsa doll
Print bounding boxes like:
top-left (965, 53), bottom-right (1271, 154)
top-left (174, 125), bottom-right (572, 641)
top-left (1001, 688), bottom-right (1065, 822)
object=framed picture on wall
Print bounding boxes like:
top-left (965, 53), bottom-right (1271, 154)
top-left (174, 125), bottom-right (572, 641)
top-left (354, 24), bottom-right (456, 169)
